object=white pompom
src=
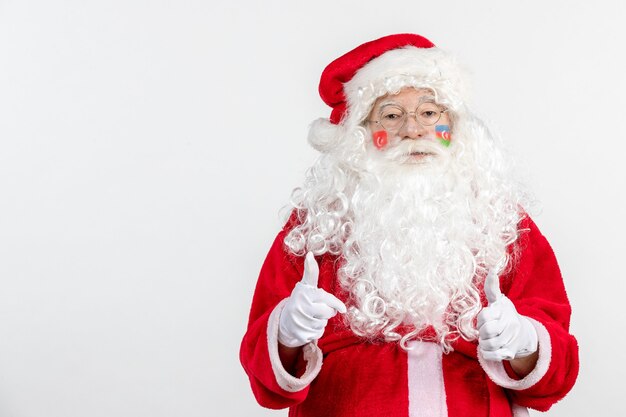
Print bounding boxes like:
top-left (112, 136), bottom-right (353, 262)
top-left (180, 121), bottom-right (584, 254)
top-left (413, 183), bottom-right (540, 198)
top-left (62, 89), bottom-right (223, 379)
top-left (307, 118), bottom-right (342, 153)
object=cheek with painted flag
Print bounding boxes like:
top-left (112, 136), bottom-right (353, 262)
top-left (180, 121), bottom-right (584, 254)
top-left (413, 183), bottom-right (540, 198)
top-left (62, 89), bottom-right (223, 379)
top-left (435, 125), bottom-right (451, 147)
top-left (372, 130), bottom-right (388, 149)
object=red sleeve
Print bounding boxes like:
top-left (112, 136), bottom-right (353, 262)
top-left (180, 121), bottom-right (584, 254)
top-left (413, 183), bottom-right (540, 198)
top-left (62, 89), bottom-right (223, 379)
top-left (239, 224), bottom-right (311, 409)
top-left (502, 216), bottom-right (580, 411)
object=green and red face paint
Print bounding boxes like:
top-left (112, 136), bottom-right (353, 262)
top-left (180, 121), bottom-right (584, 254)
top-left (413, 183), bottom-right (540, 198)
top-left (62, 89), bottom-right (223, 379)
top-left (435, 125), bottom-right (451, 147)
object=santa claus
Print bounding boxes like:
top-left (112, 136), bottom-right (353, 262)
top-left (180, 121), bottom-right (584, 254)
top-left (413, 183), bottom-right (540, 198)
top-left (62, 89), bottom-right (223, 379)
top-left (240, 34), bottom-right (578, 417)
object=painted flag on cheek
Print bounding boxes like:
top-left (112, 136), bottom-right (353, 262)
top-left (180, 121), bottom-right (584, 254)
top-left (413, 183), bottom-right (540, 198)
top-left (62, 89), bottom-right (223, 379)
top-left (373, 130), bottom-right (388, 149)
top-left (435, 125), bottom-right (451, 147)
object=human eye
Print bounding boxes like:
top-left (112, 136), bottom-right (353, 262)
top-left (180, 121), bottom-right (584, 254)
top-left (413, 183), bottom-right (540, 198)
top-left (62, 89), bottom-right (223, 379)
top-left (383, 113), bottom-right (402, 121)
top-left (380, 106), bottom-right (405, 121)
top-left (417, 103), bottom-right (441, 122)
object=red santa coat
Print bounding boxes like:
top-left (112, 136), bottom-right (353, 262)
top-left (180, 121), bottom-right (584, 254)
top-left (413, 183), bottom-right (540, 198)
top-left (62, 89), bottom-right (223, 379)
top-left (240, 216), bottom-right (579, 416)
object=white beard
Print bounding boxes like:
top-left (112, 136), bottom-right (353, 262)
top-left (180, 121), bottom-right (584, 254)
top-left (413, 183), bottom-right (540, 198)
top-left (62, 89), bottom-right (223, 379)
top-left (340, 145), bottom-right (488, 349)
top-left (285, 121), bottom-right (525, 351)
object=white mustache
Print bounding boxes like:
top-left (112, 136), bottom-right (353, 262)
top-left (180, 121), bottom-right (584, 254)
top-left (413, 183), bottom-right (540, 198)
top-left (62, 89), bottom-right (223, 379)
top-left (383, 136), bottom-right (444, 160)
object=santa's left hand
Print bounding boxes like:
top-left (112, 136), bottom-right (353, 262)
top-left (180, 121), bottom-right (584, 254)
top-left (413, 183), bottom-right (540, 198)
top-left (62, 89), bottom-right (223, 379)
top-left (477, 269), bottom-right (538, 361)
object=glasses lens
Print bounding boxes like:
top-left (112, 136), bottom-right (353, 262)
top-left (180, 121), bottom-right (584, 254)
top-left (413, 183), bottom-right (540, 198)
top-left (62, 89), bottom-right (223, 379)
top-left (416, 103), bottom-right (443, 126)
top-left (378, 105), bottom-right (406, 132)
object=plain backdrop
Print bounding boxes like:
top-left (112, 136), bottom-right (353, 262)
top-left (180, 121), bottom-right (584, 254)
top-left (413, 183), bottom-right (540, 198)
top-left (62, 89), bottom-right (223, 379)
top-left (0, 1), bottom-right (623, 416)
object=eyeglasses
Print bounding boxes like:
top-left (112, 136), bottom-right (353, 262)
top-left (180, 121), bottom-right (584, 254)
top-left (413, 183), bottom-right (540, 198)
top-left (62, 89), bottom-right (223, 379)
top-left (368, 103), bottom-right (448, 133)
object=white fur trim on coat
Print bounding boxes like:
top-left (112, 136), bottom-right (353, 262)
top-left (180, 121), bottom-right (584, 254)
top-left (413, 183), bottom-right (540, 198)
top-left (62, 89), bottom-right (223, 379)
top-left (267, 299), bottom-right (323, 392)
top-left (512, 404), bottom-right (530, 417)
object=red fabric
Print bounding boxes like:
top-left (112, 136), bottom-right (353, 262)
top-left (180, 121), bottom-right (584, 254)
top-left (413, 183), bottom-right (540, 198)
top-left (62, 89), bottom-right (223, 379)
top-left (318, 33), bottom-right (435, 124)
top-left (240, 215), bottom-right (579, 416)
top-left (239, 233), bottom-right (309, 408)
top-left (493, 217), bottom-right (580, 411)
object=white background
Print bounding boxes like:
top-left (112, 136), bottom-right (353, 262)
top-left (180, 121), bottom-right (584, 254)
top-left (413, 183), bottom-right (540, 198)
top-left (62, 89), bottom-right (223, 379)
top-left (0, 1), bottom-right (623, 416)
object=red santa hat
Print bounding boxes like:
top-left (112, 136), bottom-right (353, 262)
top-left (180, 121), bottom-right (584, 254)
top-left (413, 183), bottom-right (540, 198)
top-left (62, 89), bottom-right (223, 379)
top-left (309, 33), bottom-right (469, 152)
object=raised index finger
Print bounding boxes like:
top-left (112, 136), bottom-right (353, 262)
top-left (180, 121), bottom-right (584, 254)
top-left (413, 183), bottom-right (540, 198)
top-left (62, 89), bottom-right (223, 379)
top-left (301, 252), bottom-right (320, 287)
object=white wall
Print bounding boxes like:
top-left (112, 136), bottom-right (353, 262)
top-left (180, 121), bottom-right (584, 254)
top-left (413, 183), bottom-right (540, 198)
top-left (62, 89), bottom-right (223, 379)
top-left (0, 1), bottom-right (622, 415)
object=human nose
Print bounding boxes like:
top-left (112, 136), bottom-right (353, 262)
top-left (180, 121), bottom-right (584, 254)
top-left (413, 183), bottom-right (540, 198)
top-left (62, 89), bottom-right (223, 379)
top-left (400, 113), bottom-right (427, 139)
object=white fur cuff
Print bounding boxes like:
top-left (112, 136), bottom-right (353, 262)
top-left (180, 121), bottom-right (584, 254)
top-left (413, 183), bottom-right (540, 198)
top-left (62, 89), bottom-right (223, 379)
top-left (267, 299), bottom-right (323, 393)
top-left (478, 318), bottom-right (552, 391)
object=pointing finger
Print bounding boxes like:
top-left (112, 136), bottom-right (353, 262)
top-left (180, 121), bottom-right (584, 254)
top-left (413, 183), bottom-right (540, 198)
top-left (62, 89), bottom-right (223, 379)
top-left (301, 252), bottom-right (320, 287)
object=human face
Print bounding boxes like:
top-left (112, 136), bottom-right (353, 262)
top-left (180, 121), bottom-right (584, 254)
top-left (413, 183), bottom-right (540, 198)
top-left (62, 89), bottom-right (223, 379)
top-left (367, 88), bottom-right (452, 163)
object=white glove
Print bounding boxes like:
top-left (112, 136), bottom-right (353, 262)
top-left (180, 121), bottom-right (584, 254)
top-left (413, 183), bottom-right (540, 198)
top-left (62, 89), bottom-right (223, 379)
top-left (477, 268), bottom-right (538, 361)
top-left (278, 252), bottom-right (347, 348)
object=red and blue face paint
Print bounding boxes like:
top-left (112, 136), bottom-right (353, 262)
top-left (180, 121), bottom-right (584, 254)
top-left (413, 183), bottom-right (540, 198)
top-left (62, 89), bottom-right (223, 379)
top-left (435, 125), bottom-right (451, 147)
top-left (373, 130), bottom-right (388, 149)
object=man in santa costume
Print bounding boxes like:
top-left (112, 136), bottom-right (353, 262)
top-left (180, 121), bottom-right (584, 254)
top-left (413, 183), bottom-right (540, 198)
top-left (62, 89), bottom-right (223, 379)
top-left (240, 33), bottom-right (578, 416)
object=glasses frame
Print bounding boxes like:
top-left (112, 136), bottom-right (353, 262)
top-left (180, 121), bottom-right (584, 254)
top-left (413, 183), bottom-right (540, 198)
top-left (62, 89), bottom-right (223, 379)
top-left (367, 103), bottom-right (449, 134)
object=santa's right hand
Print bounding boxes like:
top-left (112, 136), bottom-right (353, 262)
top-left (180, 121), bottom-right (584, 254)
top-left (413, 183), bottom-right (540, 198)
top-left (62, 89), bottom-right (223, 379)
top-left (278, 252), bottom-right (347, 348)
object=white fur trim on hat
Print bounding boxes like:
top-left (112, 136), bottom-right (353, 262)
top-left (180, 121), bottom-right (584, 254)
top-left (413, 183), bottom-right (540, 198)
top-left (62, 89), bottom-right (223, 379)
top-left (342, 47), bottom-right (470, 127)
top-left (308, 118), bottom-right (343, 153)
